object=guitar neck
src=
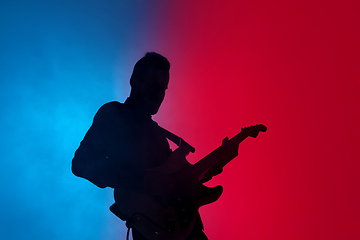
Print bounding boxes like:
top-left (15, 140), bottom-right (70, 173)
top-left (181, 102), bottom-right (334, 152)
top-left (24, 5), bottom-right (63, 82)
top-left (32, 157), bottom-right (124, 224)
top-left (192, 130), bottom-right (249, 180)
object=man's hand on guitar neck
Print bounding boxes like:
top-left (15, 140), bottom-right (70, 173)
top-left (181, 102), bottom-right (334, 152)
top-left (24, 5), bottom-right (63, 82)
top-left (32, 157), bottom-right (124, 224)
top-left (201, 137), bottom-right (240, 183)
top-left (221, 136), bottom-right (240, 159)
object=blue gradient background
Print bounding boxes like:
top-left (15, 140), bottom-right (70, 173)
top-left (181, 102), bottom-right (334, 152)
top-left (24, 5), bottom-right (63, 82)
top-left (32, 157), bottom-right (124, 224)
top-left (0, 1), bottom-right (171, 239)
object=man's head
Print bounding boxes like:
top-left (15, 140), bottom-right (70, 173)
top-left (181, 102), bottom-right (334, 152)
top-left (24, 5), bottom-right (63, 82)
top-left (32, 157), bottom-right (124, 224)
top-left (129, 52), bottom-right (170, 115)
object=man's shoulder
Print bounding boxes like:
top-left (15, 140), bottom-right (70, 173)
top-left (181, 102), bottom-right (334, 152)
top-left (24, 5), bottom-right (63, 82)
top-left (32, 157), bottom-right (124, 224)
top-left (94, 101), bottom-right (124, 121)
top-left (101, 101), bottom-right (124, 110)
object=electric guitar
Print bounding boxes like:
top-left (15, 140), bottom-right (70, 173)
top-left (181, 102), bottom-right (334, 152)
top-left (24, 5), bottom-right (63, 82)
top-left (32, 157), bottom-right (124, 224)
top-left (114, 124), bottom-right (267, 240)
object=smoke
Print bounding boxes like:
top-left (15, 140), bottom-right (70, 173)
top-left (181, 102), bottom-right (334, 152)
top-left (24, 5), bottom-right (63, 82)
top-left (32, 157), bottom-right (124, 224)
top-left (0, 0), bottom-right (164, 239)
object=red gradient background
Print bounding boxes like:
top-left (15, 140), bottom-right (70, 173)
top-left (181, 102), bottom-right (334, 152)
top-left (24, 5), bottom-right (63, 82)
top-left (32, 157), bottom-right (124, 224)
top-left (150, 1), bottom-right (360, 239)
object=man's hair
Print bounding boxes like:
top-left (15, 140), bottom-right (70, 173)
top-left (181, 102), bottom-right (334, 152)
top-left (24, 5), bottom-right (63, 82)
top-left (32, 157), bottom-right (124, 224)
top-left (130, 52), bottom-right (170, 87)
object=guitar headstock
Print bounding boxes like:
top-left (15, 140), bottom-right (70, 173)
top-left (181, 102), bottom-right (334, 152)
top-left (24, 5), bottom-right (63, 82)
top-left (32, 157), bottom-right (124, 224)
top-left (241, 124), bottom-right (267, 138)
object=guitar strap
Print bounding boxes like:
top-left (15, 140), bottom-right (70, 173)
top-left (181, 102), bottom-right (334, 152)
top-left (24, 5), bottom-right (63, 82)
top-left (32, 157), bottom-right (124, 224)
top-left (159, 126), bottom-right (196, 153)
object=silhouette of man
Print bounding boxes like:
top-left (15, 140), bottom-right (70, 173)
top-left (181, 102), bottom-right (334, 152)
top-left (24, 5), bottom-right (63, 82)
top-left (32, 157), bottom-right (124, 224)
top-left (72, 52), bottom-right (208, 240)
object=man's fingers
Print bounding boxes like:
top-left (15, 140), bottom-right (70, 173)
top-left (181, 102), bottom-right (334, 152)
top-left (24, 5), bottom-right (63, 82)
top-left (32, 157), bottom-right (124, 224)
top-left (222, 136), bottom-right (229, 145)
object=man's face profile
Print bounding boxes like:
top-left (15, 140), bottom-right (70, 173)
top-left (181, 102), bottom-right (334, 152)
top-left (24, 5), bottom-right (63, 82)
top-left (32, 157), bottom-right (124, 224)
top-left (139, 68), bottom-right (169, 115)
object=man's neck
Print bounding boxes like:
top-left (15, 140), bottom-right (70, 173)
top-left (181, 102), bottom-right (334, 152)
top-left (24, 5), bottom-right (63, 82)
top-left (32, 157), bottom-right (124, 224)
top-left (124, 97), bottom-right (152, 119)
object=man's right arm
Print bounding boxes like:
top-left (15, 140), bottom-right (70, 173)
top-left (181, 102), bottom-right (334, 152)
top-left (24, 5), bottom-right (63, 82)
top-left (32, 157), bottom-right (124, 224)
top-left (71, 102), bottom-right (125, 188)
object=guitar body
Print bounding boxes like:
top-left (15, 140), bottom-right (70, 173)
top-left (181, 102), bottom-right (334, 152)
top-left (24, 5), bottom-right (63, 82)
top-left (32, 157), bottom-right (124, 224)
top-left (114, 124), bottom-right (267, 240)
top-left (114, 159), bottom-right (223, 240)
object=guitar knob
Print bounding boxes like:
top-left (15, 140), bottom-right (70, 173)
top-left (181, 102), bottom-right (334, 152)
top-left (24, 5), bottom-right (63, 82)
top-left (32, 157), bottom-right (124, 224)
top-left (182, 218), bottom-right (189, 227)
top-left (165, 213), bottom-right (175, 232)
